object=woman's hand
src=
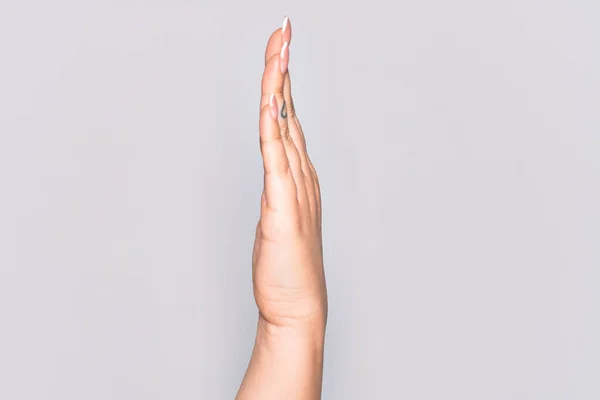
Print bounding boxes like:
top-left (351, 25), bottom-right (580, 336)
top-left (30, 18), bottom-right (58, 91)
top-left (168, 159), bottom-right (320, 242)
top-left (237, 17), bottom-right (327, 400)
top-left (252, 16), bottom-right (327, 337)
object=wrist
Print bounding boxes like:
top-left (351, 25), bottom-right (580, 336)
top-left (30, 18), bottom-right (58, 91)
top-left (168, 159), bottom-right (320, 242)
top-left (237, 316), bottom-right (325, 399)
top-left (257, 313), bottom-right (326, 350)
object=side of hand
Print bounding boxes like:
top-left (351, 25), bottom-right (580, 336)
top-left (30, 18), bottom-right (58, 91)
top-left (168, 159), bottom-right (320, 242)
top-left (252, 16), bottom-right (327, 337)
top-left (237, 17), bottom-right (327, 400)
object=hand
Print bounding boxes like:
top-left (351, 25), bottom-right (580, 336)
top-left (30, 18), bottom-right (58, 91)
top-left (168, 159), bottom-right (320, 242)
top-left (252, 17), bottom-right (327, 337)
top-left (237, 18), bottom-right (327, 399)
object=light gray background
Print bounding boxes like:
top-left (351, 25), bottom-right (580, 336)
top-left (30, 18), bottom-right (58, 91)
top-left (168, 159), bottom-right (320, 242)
top-left (1, 1), bottom-right (599, 399)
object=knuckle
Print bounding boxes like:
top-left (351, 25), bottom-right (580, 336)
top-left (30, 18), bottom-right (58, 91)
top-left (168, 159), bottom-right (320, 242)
top-left (262, 88), bottom-right (284, 99)
top-left (265, 162), bottom-right (292, 178)
top-left (301, 165), bottom-right (311, 179)
top-left (259, 133), bottom-right (283, 147)
top-left (288, 98), bottom-right (297, 118)
top-left (260, 102), bottom-right (271, 116)
top-left (312, 171), bottom-right (320, 188)
top-left (265, 53), bottom-right (280, 68)
top-left (261, 208), bottom-right (302, 236)
top-left (280, 124), bottom-right (291, 140)
top-left (280, 163), bottom-right (294, 178)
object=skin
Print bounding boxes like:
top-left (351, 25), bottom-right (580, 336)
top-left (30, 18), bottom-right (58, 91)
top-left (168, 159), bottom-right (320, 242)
top-left (236, 17), bottom-right (327, 400)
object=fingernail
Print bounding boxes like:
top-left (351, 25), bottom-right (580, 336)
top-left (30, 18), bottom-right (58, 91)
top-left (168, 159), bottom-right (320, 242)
top-left (269, 94), bottom-right (278, 120)
top-left (282, 16), bottom-right (289, 35)
top-left (280, 41), bottom-right (289, 74)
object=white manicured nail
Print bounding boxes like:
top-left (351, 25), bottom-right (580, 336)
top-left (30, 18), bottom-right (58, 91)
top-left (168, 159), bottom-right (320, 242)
top-left (282, 16), bottom-right (289, 35)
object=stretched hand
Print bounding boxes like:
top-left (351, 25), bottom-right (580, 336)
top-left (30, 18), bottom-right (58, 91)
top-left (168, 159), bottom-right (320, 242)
top-left (237, 17), bottom-right (327, 400)
top-left (252, 16), bottom-right (327, 337)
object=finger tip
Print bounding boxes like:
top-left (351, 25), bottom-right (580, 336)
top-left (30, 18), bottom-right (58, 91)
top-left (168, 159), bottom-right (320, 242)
top-left (265, 28), bottom-right (284, 63)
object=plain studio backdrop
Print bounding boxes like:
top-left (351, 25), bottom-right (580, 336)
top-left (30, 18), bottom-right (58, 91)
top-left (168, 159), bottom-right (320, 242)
top-left (1, 1), bottom-right (599, 399)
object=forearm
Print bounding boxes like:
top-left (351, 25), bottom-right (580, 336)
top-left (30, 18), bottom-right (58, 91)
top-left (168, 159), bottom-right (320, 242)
top-left (236, 317), bottom-right (325, 400)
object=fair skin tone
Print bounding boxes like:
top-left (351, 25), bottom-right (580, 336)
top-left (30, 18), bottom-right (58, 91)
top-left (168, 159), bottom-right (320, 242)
top-left (235, 17), bottom-right (327, 400)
